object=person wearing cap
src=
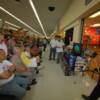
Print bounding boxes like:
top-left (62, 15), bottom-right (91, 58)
top-left (0, 49), bottom-right (28, 100)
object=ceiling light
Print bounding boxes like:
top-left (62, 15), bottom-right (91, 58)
top-left (29, 0), bottom-right (47, 38)
top-left (0, 6), bottom-right (41, 36)
top-left (89, 11), bottom-right (100, 18)
top-left (8, 27), bottom-right (18, 31)
top-left (91, 24), bottom-right (100, 27)
top-left (5, 21), bottom-right (20, 28)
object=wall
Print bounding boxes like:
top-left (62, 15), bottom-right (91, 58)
top-left (64, 20), bottom-right (81, 42)
top-left (59, 0), bottom-right (99, 30)
top-left (59, 0), bottom-right (99, 42)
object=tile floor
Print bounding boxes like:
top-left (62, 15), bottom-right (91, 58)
top-left (23, 48), bottom-right (99, 100)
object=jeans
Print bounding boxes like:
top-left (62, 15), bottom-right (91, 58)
top-left (29, 67), bottom-right (36, 80)
top-left (16, 69), bottom-right (36, 85)
top-left (43, 44), bottom-right (47, 51)
top-left (56, 52), bottom-right (63, 63)
top-left (0, 76), bottom-right (28, 100)
top-left (14, 76), bottom-right (29, 89)
top-left (49, 48), bottom-right (56, 60)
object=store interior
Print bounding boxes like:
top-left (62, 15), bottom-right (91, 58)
top-left (82, 10), bottom-right (100, 54)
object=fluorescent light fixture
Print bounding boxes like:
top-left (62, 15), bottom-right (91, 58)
top-left (0, 6), bottom-right (41, 35)
top-left (23, 28), bottom-right (28, 31)
top-left (50, 32), bottom-right (55, 36)
top-left (89, 11), bottom-right (100, 18)
top-left (8, 27), bottom-right (18, 31)
top-left (91, 24), bottom-right (100, 27)
top-left (29, 0), bottom-right (47, 38)
top-left (5, 21), bottom-right (20, 28)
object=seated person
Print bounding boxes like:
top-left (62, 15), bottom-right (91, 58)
top-left (82, 53), bottom-right (100, 100)
top-left (21, 45), bottom-right (40, 75)
top-left (11, 46), bottom-right (37, 85)
top-left (20, 46), bottom-right (38, 68)
top-left (30, 44), bottom-right (41, 65)
top-left (0, 49), bottom-right (28, 100)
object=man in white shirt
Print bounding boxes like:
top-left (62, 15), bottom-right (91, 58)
top-left (49, 36), bottom-right (57, 60)
top-left (56, 36), bottom-right (64, 63)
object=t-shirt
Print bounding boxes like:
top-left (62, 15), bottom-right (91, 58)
top-left (56, 40), bottom-right (64, 52)
top-left (21, 52), bottom-right (37, 68)
top-left (0, 42), bottom-right (8, 56)
top-left (0, 60), bottom-right (14, 86)
top-left (11, 55), bottom-right (24, 67)
top-left (28, 58), bottom-right (37, 68)
top-left (50, 39), bottom-right (57, 48)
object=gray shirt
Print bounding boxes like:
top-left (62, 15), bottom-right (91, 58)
top-left (11, 55), bottom-right (24, 67)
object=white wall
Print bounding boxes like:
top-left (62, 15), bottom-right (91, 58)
top-left (59, 0), bottom-right (99, 30)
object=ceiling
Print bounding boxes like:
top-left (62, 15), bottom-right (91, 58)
top-left (83, 12), bottom-right (100, 37)
top-left (84, 15), bottom-right (100, 28)
top-left (0, 0), bottom-right (73, 36)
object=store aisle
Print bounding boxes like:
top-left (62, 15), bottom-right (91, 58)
top-left (23, 48), bottom-right (97, 100)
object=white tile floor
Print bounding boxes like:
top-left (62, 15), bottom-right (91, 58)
top-left (23, 48), bottom-right (99, 100)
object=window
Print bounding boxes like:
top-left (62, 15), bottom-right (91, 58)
top-left (64, 27), bottom-right (74, 46)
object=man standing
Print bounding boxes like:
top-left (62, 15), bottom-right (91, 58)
top-left (56, 36), bottom-right (64, 64)
top-left (42, 38), bottom-right (47, 52)
top-left (49, 36), bottom-right (57, 60)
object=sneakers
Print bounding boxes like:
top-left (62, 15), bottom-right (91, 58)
top-left (82, 94), bottom-right (90, 100)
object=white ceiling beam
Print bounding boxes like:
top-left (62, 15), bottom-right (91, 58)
top-left (5, 21), bottom-right (20, 29)
top-left (29, 0), bottom-right (47, 38)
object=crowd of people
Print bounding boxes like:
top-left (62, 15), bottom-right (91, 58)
top-left (0, 30), bottom-right (100, 100)
top-left (0, 32), bottom-right (66, 100)
top-left (0, 32), bottom-right (46, 100)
